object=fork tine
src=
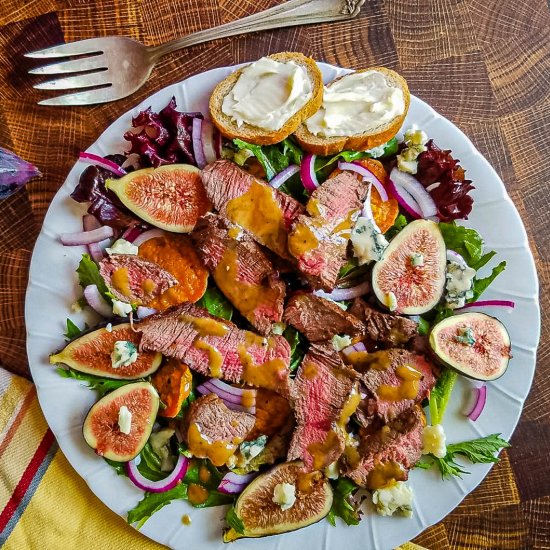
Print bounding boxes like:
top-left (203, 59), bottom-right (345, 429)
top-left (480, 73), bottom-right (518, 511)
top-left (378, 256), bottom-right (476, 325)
top-left (24, 38), bottom-right (105, 59)
top-left (33, 71), bottom-right (111, 91)
top-left (37, 87), bottom-right (115, 106)
top-left (29, 55), bottom-right (107, 75)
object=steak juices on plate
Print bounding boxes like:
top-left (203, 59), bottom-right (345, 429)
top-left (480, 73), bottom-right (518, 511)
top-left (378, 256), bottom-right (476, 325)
top-left (50, 54), bottom-right (512, 539)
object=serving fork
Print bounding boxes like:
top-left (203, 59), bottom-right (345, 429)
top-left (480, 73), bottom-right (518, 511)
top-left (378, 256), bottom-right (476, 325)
top-left (26, 0), bottom-right (365, 106)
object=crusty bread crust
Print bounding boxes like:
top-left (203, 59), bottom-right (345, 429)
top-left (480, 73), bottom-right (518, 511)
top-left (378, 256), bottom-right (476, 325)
top-left (209, 52), bottom-right (324, 146)
top-left (294, 67), bottom-right (410, 156)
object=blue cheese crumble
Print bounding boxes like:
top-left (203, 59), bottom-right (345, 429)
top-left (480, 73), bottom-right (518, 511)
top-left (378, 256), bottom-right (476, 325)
top-left (445, 261), bottom-right (476, 308)
top-left (372, 481), bottom-right (414, 517)
top-left (111, 340), bottom-right (138, 369)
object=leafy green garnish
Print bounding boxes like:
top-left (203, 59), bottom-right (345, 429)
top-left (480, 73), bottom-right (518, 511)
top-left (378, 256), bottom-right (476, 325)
top-left (385, 214), bottom-right (408, 240)
top-left (104, 457), bottom-right (128, 476)
top-left (225, 505), bottom-right (245, 534)
top-left (175, 389), bottom-right (196, 419)
top-left (76, 253), bottom-right (110, 301)
top-left (470, 261), bottom-right (507, 302)
top-left (233, 138), bottom-right (292, 181)
top-left (281, 137), bottom-right (304, 165)
top-left (327, 478), bottom-right (361, 526)
top-left (338, 258), bottom-right (359, 279)
top-left (417, 317), bottom-right (431, 336)
top-left (429, 368), bottom-right (458, 425)
top-left (55, 367), bottom-right (138, 397)
top-left (183, 459), bottom-right (234, 508)
top-left (430, 434), bottom-right (510, 478)
top-left (127, 483), bottom-right (188, 529)
top-left (198, 286), bottom-right (233, 320)
top-left (283, 326), bottom-right (306, 372)
top-left (64, 318), bottom-right (83, 340)
top-left (137, 442), bottom-right (165, 481)
top-left (439, 222), bottom-right (485, 268)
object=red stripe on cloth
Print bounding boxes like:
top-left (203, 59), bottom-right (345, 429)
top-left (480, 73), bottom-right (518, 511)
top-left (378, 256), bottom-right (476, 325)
top-left (0, 386), bottom-right (36, 459)
top-left (0, 428), bottom-right (56, 532)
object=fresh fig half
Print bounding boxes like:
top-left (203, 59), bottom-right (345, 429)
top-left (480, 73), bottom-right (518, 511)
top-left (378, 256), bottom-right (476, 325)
top-left (105, 164), bottom-right (211, 233)
top-left (430, 312), bottom-right (511, 381)
top-left (372, 219), bottom-right (446, 314)
top-left (224, 461), bottom-right (332, 541)
top-left (50, 323), bottom-right (162, 379)
top-left (83, 381), bottom-right (159, 461)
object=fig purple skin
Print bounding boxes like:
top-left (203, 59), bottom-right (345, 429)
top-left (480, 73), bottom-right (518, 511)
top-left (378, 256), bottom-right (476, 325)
top-left (0, 147), bottom-right (41, 199)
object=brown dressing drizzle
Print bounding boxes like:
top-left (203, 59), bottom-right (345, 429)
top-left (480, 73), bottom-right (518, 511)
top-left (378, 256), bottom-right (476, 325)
top-left (181, 514), bottom-right (192, 526)
top-left (225, 180), bottom-right (287, 257)
top-left (111, 267), bottom-right (131, 298)
top-left (307, 430), bottom-right (341, 470)
top-left (241, 389), bottom-right (255, 409)
top-left (187, 423), bottom-right (241, 466)
top-left (193, 339), bottom-right (223, 378)
top-left (287, 222), bottom-right (319, 258)
top-left (338, 384), bottom-right (361, 427)
top-left (367, 461), bottom-right (407, 490)
top-left (332, 209), bottom-right (358, 240)
top-left (199, 463), bottom-right (211, 484)
top-left (302, 361), bottom-right (319, 380)
top-left (141, 278), bottom-right (156, 295)
top-left (296, 471), bottom-right (322, 494)
top-left (188, 484), bottom-right (209, 506)
top-left (377, 364), bottom-right (422, 401)
top-left (180, 314), bottom-right (228, 337)
top-left (227, 226), bottom-right (241, 239)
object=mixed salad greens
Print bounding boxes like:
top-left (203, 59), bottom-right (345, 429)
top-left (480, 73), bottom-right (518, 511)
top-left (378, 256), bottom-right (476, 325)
top-left (51, 95), bottom-right (513, 536)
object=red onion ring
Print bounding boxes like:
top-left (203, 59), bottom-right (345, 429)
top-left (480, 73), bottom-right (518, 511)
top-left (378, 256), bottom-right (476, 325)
top-left (338, 161), bottom-right (388, 202)
top-left (389, 168), bottom-right (437, 218)
top-left (127, 453), bottom-right (189, 493)
top-left (270, 165), bottom-right (300, 190)
top-left (79, 152), bottom-right (127, 177)
top-left (132, 228), bottom-right (165, 247)
top-left (300, 154), bottom-right (318, 192)
top-left (341, 341), bottom-right (367, 358)
top-left (136, 306), bottom-right (158, 318)
top-left (313, 280), bottom-right (371, 302)
top-left (196, 379), bottom-right (256, 414)
top-left (83, 284), bottom-right (112, 317)
top-left (462, 383), bottom-right (487, 421)
top-left (218, 471), bottom-right (257, 494)
top-left (60, 225), bottom-right (114, 246)
top-left (83, 214), bottom-right (111, 262)
top-left (120, 225), bottom-right (143, 243)
top-left (201, 120), bottom-right (218, 165)
top-left (458, 300), bottom-right (515, 311)
top-left (192, 118), bottom-right (207, 169)
top-left (386, 178), bottom-right (423, 219)
top-left (446, 250), bottom-right (467, 268)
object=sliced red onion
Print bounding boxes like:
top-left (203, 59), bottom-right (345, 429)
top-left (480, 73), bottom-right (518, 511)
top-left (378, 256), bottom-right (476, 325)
top-left (121, 225), bottom-right (143, 243)
top-left (218, 471), bottom-right (257, 495)
top-left (83, 214), bottom-right (111, 262)
top-left (83, 284), bottom-right (112, 317)
top-left (458, 300), bottom-right (515, 311)
top-left (426, 182), bottom-right (441, 192)
top-left (132, 228), bottom-right (165, 247)
top-left (389, 168), bottom-right (437, 218)
top-left (270, 165), bottom-right (300, 190)
top-left (197, 379), bottom-right (256, 414)
top-left (127, 454), bottom-right (189, 493)
top-left (136, 306), bottom-right (158, 318)
top-left (300, 154), bottom-right (318, 192)
top-left (341, 341), bottom-right (367, 358)
top-left (200, 120), bottom-right (218, 165)
top-left (192, 118), bottom-right (207, 169)
top-left (361, 184), bottom-right (374, 219)
top-left (462, 383), bottom-right (487, 421)
top-left (79, 152), bottom-right (127, 177)
top-left (446, 250), bottom-right (467, 268)
top-left (313, 280), bottom-right (371, 302)
top-left (386, 178), bottom-right (422, 219)
top-left (338, 161), bottom-right (388, 202)
top-left (60, 225), bottom-right (114, 246)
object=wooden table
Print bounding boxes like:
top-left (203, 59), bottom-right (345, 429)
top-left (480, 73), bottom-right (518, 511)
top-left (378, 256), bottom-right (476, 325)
top-left (0, 0), bottom-right (548, 547)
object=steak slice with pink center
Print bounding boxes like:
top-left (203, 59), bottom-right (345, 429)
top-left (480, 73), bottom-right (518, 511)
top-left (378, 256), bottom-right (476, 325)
top-left (137, 303), bottom-right (291, 396)
top-left (287, 343), bottom-right (358, 470)
top-left (192, 213), bottom-right (285, 335)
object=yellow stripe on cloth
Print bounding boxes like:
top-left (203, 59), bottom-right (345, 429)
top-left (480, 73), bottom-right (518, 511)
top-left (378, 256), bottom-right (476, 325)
top-left (0, 374), bottom-right (33, 435)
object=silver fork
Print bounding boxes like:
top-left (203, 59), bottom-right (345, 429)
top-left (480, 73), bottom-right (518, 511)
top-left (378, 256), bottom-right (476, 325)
top-left (26, 0), bottom-right (365, 106)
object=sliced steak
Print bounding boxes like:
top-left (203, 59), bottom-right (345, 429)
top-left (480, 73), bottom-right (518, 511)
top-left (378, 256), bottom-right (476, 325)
top-left (283, 293), bottom-right (365, 342)
top-left (137, 303), bottom-right (291, 396)
top-left (183, 394), bottom-right (255, 466)
top-left (200, 160), bottom-right (304, 259)
top-left (288, 172), bottom-right (368, 290)
top-left (350, 349), bottom-right (436, 426)
top-left (349, 298), bottom-right (418, 348)
top-left (192, 213), bottom-right (286, 335)
top-left (344, 406), bottom-right (424, 487)
top-left (99, 254), bottom-right (177, 305)
top-left (287, 343), bottom-right (358, 471)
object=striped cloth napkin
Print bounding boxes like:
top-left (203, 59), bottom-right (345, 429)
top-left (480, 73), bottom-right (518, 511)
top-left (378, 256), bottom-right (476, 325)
top-left (0, 368), bottom-right (426, 549)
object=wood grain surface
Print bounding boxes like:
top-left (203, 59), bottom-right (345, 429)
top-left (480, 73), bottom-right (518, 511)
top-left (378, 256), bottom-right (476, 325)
top-left (0, 0), bottom-right (548, 548)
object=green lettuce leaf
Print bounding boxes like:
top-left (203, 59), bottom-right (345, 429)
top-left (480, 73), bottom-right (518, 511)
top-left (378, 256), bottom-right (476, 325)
top-left (76, 253), bottom-right (110, 301)
top-left (429, 368), bottom-right (458, 425)
top-left (384, 214), bottom-right (408, 240)
top-left (64, 318), bottom-right (83, 340)
top-left (283, 326), bottom-right (306, 372)
top-left (198, 286), bottom-right (233, 320)
top-left (327, 478), bottom-right (361, 526)
top-left (225, 505), bottom-right (245, 534)
top-left (55, 367), bottom-right (138, 398)
top-left (233, 139), bottom-right (291, 181)
top-left (470, 261), bottom-right (507, 302)
top-left (127, 483), bottom-right (188, 529)
top-left (183, 459), bottom-right (234, 508)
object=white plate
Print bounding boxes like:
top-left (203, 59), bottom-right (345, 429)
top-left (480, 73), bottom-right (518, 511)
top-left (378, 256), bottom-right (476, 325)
top-left (25, 63), bottom-right (541, 550)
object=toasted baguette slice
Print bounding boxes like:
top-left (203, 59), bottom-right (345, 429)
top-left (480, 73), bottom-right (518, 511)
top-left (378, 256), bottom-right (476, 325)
top-left (294, 67), bottom-right (410, 156)
top-left (209, 52), bottom-right (324, 146)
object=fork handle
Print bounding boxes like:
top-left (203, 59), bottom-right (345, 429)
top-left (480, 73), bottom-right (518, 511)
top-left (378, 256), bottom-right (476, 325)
top-left (148, 0), bottom-right (366, 61)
